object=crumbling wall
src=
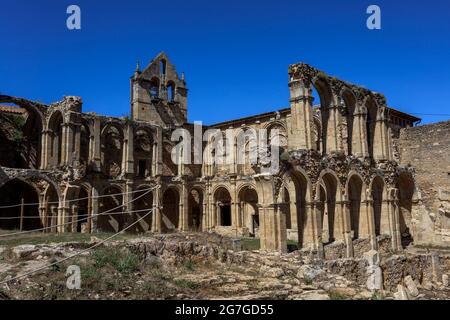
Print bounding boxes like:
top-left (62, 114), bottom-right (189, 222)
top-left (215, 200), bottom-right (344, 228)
top-left (398, 121), bottom-right (450, 247)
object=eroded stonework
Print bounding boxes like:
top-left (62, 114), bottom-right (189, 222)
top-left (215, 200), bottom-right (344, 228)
top-left (1, 52), bottom-right (446, 257)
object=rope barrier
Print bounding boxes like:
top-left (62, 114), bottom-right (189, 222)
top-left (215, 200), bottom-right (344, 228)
top-left (0, 185), bottom-right (159, 238)
top-left (0, 186), bottom-right (156, 209)
top-left (0, 208), bottom-right (154, 220)
top-left (0, 208), bottom-right (154, 286)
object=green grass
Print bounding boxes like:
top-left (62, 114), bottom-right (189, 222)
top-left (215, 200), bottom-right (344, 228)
top-left (329, 290), bottom-right (348, 300)
top-left (92, 247), bottom-right (140, 274)
top-left (173, 279), bottom-right (200, 290)
top-left (241, 238), bottom-right (260, 251)
top-left (183, 259), bottom-right (195, 271)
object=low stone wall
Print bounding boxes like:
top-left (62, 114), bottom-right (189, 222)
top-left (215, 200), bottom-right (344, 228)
top-left (323, 235), bottom-right (393, 260)
top-left (398, 120), bottom-right (450, 247)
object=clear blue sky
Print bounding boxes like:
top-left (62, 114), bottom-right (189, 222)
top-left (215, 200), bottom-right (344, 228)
top-left (0, 0), bottom-right (449, 125)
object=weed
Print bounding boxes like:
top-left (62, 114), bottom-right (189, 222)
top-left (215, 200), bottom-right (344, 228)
top-left (329, 290), bottom-right (347, 300)
top-left (173, 279), bottom-right (199, 290)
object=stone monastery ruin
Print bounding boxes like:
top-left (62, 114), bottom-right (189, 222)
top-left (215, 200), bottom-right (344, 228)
top-left (0, 52), bottom-right (449, 258)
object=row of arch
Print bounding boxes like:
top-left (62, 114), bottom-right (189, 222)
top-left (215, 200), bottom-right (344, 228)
top-left (0, 168), bottom-right (416, 249)
top-left (295, 74), bottom-right (390, 160)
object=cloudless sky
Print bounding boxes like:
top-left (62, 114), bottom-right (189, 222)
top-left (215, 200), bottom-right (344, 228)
top-left (0, 0), bottom-right (449, 124)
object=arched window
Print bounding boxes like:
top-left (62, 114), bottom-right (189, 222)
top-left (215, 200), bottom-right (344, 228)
top-left (167, 82), bottom-right (175, 102)
top-left (149, 77), bottom-right (160, 99)
top-left (160, 59), bottom-right (166, 75)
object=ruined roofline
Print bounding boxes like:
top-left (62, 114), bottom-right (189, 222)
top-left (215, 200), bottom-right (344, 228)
top-left (209, 107), bottom-right (291, 128)
top-left (387, 107), bottom-right (421, 124)
top-left (288, 62), bottom-right (388, 106)
top-left (0, 94), bottom-right (49, 113)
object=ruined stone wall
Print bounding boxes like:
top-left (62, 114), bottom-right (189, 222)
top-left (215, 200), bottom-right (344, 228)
top-left (398, 121), bottom-right (450, 246)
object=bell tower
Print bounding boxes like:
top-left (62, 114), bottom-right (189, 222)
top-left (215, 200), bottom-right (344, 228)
top-left (130, 52), bottom-right (188, 127)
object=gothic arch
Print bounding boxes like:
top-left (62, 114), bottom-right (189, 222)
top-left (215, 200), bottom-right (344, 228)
top-left (238, 185), bottom-right (259, 237)
top-left (213, 186), bottom-right (232, 227)
top-left (316, 170), bottom-right (340, 243)
top-left (101, 122), bottom-right (124, 178)
top-left (47, 110), bottom-right (64, 167)
top-left (370, 175), bottom-right (386, 236)
top-left (346, 172), bottom-right (367, 239)
top-left (162, 187), bottom-right (180, 232)
top-left (0, 179), bottom-right (43, 231)
top-left (188, 187), bottom-right (204, 231)
top-left (98, 185), bottom-right (124, 233)
top-left (285, 168), bottom-right (311, 247)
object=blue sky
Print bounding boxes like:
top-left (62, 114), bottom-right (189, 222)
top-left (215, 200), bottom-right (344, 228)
top-left (0, 0), bottom-right (449, 124)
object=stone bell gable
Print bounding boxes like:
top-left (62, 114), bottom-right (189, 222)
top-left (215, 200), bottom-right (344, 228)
top-left (130, 52), bottom-right (188, 127)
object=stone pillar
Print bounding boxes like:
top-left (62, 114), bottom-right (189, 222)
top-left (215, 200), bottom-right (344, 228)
top-left (152, 141), bottom-right (158, 177)
top-left (216, 202), bottom-right (221, 226)
top-left (71, 204), bottom-right (78, 232)
top-left (50, 205), bottom-right (58, 233)
top-left (151, 185), bottom-right (162, 233)
top-left (201, 200), bottom-right (207, 232)
top-left (92, 119), bottom-right (102, 171)
top-left (312, 201), bottom-right (324, 258)
top-left (63, 124), bottom-right (75, 166)
top-left (352, 105), bottom-right (369, 158)
top-left (156, 127), bottom-right (163, 176)
top-left (334, 199), bottom-right (345, 242)
top-left (389, 188), bottom-right (403, 251)
top-left (123, 182), bottom-right (134, 230)
top-left (57, 206), bottom-right (67, 233)
top-left (73, 124), bottom-right (81, 166)
top-left (326, 104), bottom-right (340, 154)
top-left (373, 108), bottom-right (390, 161)
top-left (40, 130), bottom-right (50, 170)
top-left (367, 198), bottom-right (378, 250)
top-left (288, 77), bottom-right (316, 151)
top-left (254, 175), bottom-right (287, 253)
top-left (343, 200), bottom-right (354, 258)
top-left (179, 183), bottom-right (189, 232)
top-left (90, 187), bottom-right (99, 232)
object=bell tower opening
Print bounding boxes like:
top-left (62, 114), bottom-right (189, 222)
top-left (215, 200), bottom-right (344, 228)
top-left (130, 52), bottom-right (188, 126)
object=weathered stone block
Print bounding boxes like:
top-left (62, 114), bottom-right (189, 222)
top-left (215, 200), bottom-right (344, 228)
top-left (404, 275), bottom-right (419, 297)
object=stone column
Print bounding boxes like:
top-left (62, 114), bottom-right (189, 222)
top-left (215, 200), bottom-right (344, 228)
top-left (123, 182), bottom-right (134, 230)
top-left (389, 188), bottom-right (403, 251)
top-left (254, 175), bottom-right (287, 253)
top-left (367, 198), bottom-right (378, 250)
top-left (312, 200), bottom-right (324, 258)
top-left (40, 130), bottom-right (50, 170)
top-left (50, 206), bottom-right (58, 233)
top-left (64, 123), bottom-right (75, 166)
top-left (352, 105), bottom-right (369, 158)
top-left (90, 187), bottom-right (99, 232)
top-left (288, 77), bottom-right (316, 151)
top-left (216, 202), bottom-right (221, 226)
top-left (151, 186), bottom-right (162, 233)
top-left (92, 119), bottom-right (102, 171)
top-left (373, 105), bottom-right (391, 161)
top-left (152, 141), bottom-right (158, 177)
top-left (179, 183), bottom-right (189, 232)
top-left (326, 104), bottom-right (340, 154)
top-left (201, 200), bottom-right (207, 232)
top-left (71, 204), bottom-right (78, 232)
top-left (73, 124), bottom-right (81, 166)
top-left (343, 200), bottom-right (354, 258)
